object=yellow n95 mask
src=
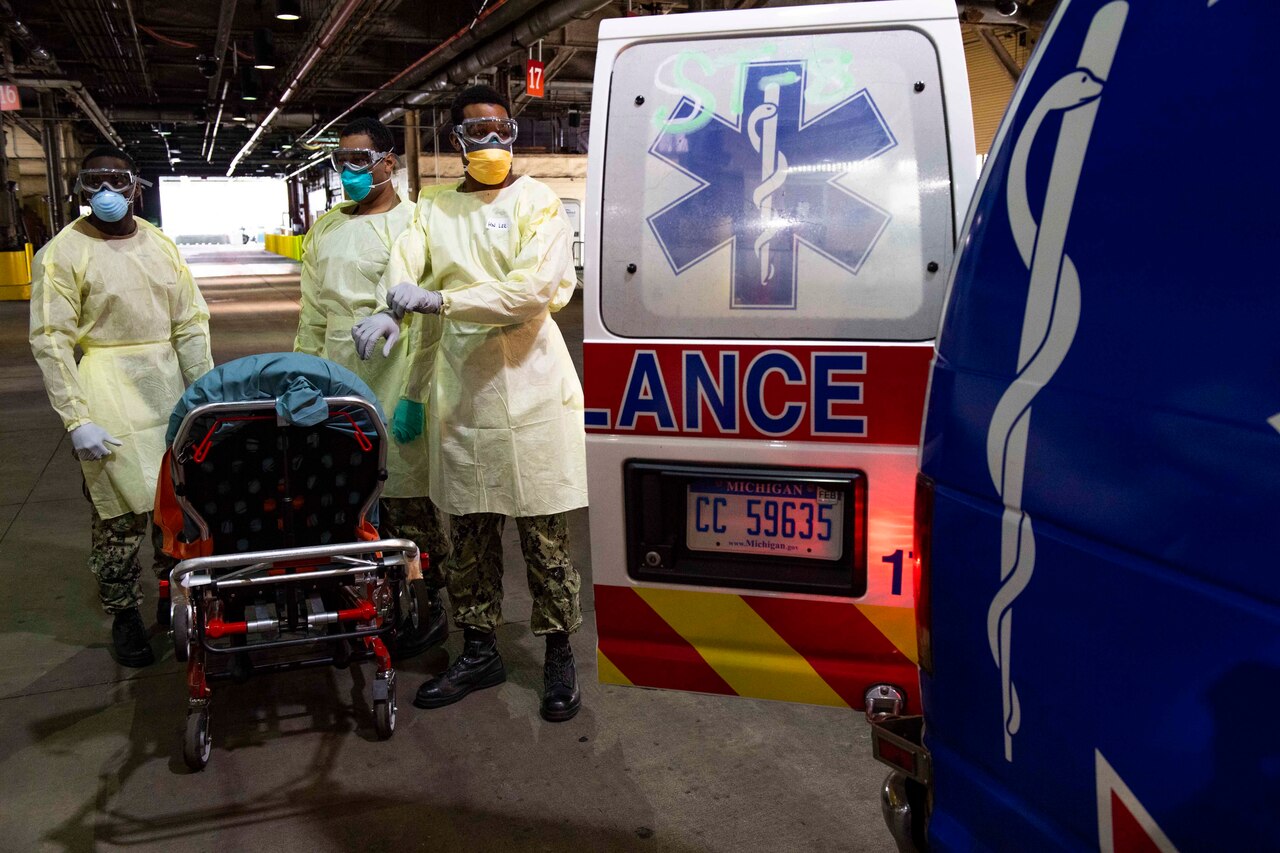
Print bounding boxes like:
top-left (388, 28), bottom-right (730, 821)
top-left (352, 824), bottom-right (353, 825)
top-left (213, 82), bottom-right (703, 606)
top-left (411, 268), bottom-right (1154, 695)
top-left (463, 147), bottom-right (513, 186)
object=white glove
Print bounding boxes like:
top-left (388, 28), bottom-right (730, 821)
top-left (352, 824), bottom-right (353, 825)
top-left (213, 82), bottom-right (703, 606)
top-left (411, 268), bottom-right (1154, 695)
top-left (388, 282), bottom-right (444, 315)
top-left (70, 422), bottom-right (123, 461)
top-left (352, 312), bottom-right (401, 360)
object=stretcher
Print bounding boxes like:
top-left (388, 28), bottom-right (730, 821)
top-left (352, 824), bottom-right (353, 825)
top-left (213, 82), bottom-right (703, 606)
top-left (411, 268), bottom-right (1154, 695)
top-left (156, 358), bottom-right (423, 770)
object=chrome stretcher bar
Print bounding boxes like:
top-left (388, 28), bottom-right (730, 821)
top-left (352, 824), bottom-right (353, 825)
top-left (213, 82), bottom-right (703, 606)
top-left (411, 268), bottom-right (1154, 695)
top-left (171, 538), bottom-right (420, 656)
top-left (169, 538), bottom-right (421, 595)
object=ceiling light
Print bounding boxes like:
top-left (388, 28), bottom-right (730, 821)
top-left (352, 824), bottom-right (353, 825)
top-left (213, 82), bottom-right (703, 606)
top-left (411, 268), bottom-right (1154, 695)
top-left (232, 105), bottom-right (248, 122)
top-left (241, 66), bottom-right (261, 101)
top-left (253, 29), bottom-right (276, 70)
top-left (995, 1), bottom-right (1019, 15)
top-left (275, 0), bottom-right (302, 21)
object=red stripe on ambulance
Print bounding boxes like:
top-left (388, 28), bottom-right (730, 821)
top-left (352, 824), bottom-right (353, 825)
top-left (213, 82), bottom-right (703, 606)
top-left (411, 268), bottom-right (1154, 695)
top-left (742, 596), bottom-right (921, 713)
top-left (584, 343), bottom-right (931, 445)
top-left (594, 585), bottom-right (736, 696)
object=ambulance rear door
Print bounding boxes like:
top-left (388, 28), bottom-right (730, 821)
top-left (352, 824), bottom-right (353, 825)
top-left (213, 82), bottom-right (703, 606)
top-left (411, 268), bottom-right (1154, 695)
top-left (583, 0), bottom-right (976, 711)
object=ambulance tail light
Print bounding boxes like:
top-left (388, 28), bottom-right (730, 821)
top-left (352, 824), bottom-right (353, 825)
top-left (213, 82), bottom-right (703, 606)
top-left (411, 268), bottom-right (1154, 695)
top-left (914, 473), bottom-right (934, 675)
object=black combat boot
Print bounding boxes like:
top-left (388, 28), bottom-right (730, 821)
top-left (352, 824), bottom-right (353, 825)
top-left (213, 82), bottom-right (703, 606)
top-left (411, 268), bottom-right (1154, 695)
top-left (111, 608), bottom-right (155, 668)
top-left (414, 627), bottom-right (505, 709)
top-left (540, 633), bottom-right (580, 722)
top-left (391, 584), bottom-right (449, 661)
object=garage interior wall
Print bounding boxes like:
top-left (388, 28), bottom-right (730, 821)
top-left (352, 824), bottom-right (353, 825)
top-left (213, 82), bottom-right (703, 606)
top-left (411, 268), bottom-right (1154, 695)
top-left (963, 29), bottom-right (1034, 155)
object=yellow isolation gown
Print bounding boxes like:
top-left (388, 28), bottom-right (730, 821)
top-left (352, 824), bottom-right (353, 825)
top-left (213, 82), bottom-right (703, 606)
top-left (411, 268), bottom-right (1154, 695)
top-left (381, 175), bottom-right (586, 518)
top-left (30, 217), bottom-right (213, 518)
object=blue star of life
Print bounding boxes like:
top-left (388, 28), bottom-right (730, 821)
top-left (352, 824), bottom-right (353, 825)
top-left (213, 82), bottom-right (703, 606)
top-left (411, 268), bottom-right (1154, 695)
top-left (646, 61), bottom-right (897, 309)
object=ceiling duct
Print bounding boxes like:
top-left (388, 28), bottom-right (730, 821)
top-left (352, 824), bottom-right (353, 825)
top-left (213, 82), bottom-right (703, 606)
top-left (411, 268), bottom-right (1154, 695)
top-left (379, 0), bottom-right (614, 125)
top-left (1, 0), bottom-right (124, 147)
top-left (227, 0), bottom-right (379, 175)
top-left (304, 0), bottom-right (546, 143)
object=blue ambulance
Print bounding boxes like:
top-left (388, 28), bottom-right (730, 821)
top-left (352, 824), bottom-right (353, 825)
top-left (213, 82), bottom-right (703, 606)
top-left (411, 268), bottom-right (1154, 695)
top-left (870, 1), bottom-right (1280, 849)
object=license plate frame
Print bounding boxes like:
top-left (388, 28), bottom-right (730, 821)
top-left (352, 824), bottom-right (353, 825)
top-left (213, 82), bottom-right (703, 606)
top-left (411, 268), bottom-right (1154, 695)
top-left (624, 461), bottom-right (867, 597)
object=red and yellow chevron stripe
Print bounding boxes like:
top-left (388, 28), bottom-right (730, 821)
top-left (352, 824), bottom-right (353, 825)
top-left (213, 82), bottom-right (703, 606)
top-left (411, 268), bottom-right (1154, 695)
top-left (595, 584), bottom-right (921, 712)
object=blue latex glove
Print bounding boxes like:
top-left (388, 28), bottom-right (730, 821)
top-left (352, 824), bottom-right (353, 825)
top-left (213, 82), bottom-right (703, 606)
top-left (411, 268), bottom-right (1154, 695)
top-left (352, 312), bottom-right (400, 360)
top-left (388, 282), bottom-right (444, 315)
top-left (391, 399), bottom-right (425, 444)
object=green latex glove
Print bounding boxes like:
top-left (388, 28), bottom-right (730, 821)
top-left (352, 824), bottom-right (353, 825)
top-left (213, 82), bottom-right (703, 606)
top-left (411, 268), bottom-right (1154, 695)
top-left (391, 399), bottom-right (425, 444)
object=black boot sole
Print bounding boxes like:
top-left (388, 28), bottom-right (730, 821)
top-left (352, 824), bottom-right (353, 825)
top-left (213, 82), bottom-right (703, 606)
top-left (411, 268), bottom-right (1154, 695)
top-left (540, 692), bottom-right (582, 723)
top-left (414, 664), bottom-right (506, 709)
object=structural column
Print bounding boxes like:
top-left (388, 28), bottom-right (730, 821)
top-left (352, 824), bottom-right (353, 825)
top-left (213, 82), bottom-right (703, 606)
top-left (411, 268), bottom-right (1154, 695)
top-left (404, 109), bottom-right (420, 203)
top-left (40, 93), bottom-right (66, 233)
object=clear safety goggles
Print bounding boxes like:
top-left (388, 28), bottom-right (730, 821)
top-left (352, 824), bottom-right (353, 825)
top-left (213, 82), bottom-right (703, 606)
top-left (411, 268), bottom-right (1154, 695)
top-left (454, 117), bottom-right (518, 147)
top-left (329, 148), bottom-right (390, 174)
top-left (73, 168), bottom-right (151, 194)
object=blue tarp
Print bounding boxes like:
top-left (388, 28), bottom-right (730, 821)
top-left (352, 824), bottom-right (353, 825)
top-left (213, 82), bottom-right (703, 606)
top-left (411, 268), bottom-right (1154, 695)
top-left (167, 352), bottom-right (386, 445)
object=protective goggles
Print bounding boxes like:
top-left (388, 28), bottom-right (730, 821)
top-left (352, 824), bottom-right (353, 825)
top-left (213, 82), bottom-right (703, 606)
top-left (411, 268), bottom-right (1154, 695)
top-left (329, 148), bottom-right (391, 174)
top-left (453, 117), bottom-right (518, 147)
top-left (73, 168), bottom-right (151, 194)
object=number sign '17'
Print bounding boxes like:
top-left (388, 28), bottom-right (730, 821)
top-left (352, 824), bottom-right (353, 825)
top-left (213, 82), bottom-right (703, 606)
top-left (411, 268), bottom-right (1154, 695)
top-left (526, 60), bottom-right (545, 98)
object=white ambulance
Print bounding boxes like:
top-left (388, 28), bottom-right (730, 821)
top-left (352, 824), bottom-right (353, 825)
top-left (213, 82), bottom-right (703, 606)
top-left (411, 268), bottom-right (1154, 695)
top-left (583, 0), bottom-right (976, 711)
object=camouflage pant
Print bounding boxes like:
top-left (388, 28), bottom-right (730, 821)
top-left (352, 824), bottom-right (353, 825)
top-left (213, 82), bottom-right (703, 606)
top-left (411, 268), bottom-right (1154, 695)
top-left (381, 496), bottom-right (449, 591)
top-left (89, 506), bottom-right (175, 615)
top-left (446, 511), bottom-right (581, 636)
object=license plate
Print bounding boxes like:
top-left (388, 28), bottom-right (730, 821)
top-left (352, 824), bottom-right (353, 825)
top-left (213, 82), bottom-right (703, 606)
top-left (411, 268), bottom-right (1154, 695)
top-left (686, 478), bottom-right (844, 560)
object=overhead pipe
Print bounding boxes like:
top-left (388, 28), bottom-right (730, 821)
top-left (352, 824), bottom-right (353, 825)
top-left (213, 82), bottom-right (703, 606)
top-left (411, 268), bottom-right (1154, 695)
top-left (303, 0), bottom-right (529, 144)
top-left (12, 79), bottom-right (125, 148)
top-left (207, 0), bottom-right (239, 104)
top-left (2, 2), bottom-right (124, 147)
top-left (0, 0), bottom-right (56, 69)
top-left (3, 114), bottom-right (43, 144)
top-left (978, 29), bottom-right (1022, 81)
top-left (112, 107), bottom-right (318, 126)
top-left (379, 0), bottom-right (614, 125)
top-left (227, 0), bottom-right (369, 175)
top-left (53, 2), bottom-right (135, 98)
top-left (200, 0), bottom-right (239, 159)
top-left (120, 0), bottom-right (155, 101)
top-left (206, 80), bottom-right (230, 163)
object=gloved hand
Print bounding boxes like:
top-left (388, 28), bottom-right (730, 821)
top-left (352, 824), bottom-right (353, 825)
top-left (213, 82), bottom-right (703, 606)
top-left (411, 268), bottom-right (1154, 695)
top-left (388, 282), bottom-right (444, 316)
top-left (391, 399), bottom-right (425, 444)
top-left (352, 312), bottom-right (400, 360)
top-left (70, 422), bottom-right (123, 461)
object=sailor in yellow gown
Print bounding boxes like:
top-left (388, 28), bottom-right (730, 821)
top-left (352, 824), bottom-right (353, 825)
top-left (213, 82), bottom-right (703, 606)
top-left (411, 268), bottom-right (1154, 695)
top-left (353, 86), bottom-right (586, 722)
top-left (29, 146), bottom-right (212, 667)
top-left (293, 116), bottom-right (449, 656)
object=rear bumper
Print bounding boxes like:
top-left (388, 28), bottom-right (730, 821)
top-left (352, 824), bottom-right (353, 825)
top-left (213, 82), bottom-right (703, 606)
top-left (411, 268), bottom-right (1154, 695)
top-left (881, 771), bottom-right (923, 853)
top-left (870, 714), bottom-right (930, 852)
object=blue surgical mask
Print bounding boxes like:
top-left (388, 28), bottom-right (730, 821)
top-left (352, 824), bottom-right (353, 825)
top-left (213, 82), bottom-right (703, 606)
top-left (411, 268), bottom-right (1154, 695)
top-left (341, 167), bottom-right (374, 201)
top-left (90, 188), bottom-right (130, 222)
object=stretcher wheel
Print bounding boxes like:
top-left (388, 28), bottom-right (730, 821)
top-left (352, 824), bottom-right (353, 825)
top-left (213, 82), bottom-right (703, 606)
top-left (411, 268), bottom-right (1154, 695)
top-left (172, 602), bottom-right (191, 663)
top-left (406, 580), bottom-right (429, 631)
top-left (183, 709), bottom-right (211, 770)
top-left (374, 672), bottom-right (396, 740)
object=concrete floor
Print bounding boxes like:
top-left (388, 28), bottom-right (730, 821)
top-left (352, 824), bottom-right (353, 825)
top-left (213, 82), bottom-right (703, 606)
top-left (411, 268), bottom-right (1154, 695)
top-left (0, 244), bottom-right (893, 852)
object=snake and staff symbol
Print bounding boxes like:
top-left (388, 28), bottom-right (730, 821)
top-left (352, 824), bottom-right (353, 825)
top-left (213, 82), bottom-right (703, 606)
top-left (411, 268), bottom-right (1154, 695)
top-left (747, 74), bottom-right (794, 289)
top-left (985, 0), bottom-right (1127, 762)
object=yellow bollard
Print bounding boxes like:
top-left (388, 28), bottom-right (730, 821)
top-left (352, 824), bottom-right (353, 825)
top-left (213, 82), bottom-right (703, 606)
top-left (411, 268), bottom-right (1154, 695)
top-left (0, 245), bottom-right (32, 300)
